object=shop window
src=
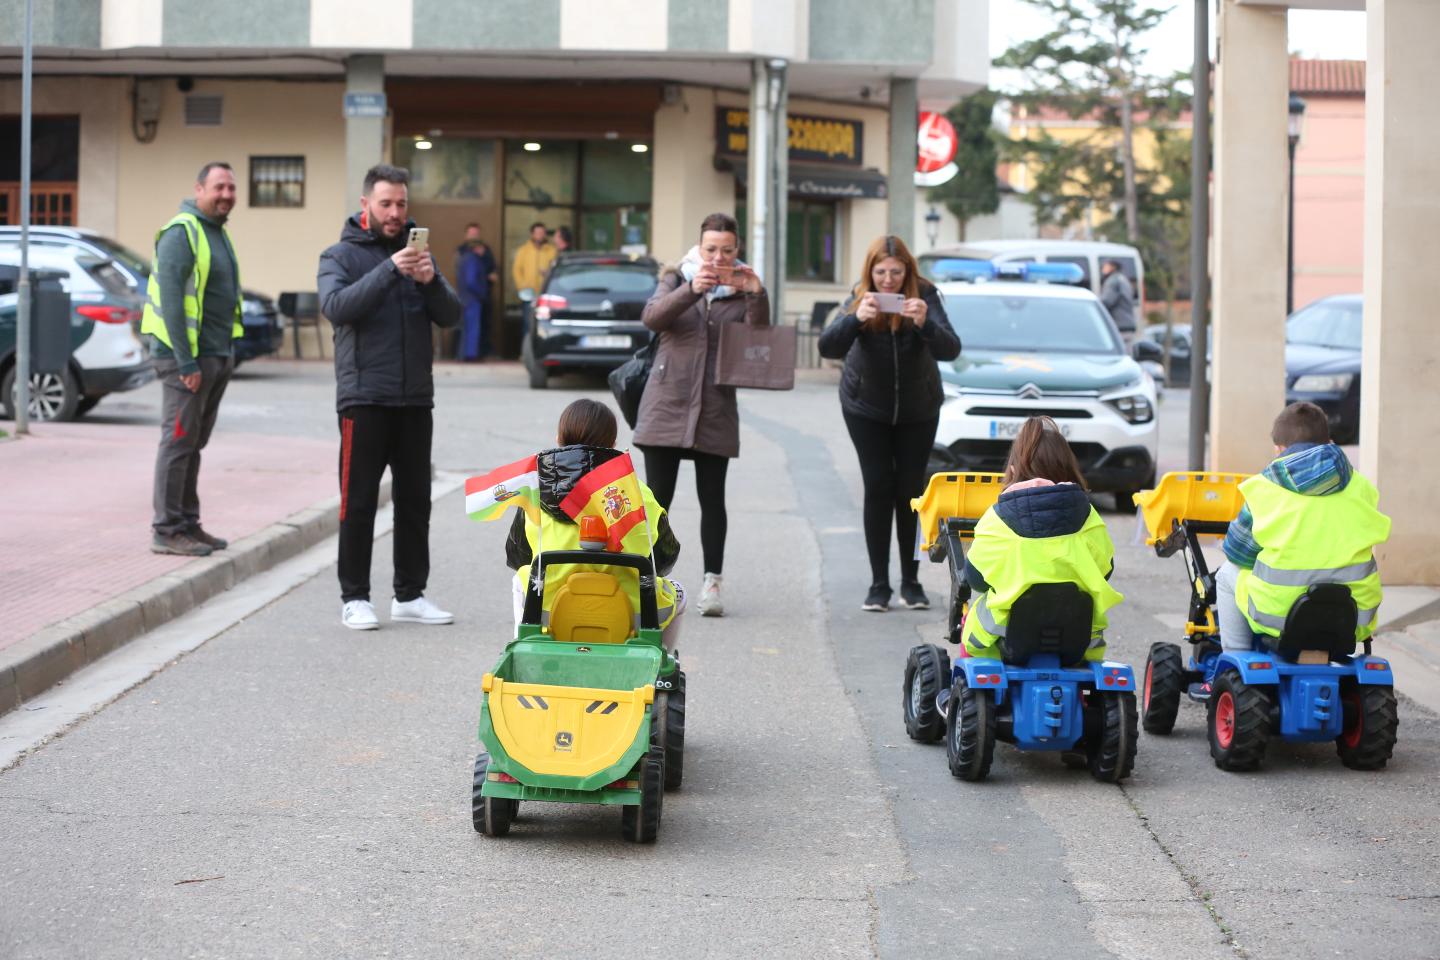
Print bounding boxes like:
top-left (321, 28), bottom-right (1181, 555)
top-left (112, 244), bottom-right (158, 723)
top-left (581, 140), bottom-right (652, 206)
top-left (249, 156), bottom-right (305, 209)
top-left (395, 138), bottom-right (497, 203)
top-left (504, 140), bottom-right (578, 207)
top-left (787, 200), bottom-right (838, 283)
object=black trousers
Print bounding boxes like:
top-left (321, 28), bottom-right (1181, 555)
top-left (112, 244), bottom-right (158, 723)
top-left (842, 411), bottom-right (939, 587)
top-left (338, 405), bottom-right (433, 603)
top-left (638, 445), bottom-right (730, 575)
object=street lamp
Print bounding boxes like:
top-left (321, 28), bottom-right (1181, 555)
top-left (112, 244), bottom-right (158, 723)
top-left (924, 206), bottom-right (942, 248)
top-left (1287, 94), bottom-right (1307, 315)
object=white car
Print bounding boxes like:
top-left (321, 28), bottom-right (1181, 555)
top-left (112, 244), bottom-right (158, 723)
top-left (932, 275), bottom-right (1159, 510)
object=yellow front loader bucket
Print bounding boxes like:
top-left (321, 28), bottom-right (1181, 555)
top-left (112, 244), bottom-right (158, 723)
top-left (483, 674), bottom-right (654, 778)
top-left (1134, 471), bottom-right (1251, 544)
top-left (911, 472), bottom-right (1005, 552)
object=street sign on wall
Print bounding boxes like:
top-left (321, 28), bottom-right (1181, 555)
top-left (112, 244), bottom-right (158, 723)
top-left (343, 92), bottom-right (387, 119)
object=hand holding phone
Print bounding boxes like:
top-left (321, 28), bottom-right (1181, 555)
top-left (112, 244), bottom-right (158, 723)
top-left (872, 291), bottom-right (905, 313)
top-left (406, 226), bottom-right (430, 253)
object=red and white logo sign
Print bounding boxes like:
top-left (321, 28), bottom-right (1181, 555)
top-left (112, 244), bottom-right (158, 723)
top-left (917, 111), bottom-right (957, 174)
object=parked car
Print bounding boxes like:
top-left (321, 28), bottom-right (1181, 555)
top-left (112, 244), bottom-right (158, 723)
top-left (521, 252), bottom-right (661, 390)
top-left (1286, 294), bottom-right (1362, 444)
top-left (929, 261), bottom-right (1159, 510)
top-left (0, 226), bottom-right (283, 365)
top-left (1139, 322), bottom-right (1201, 388)
top-left (0, 247), bottom-right (152, 421)
top-left (919, 239), bottom-right (1145, 310)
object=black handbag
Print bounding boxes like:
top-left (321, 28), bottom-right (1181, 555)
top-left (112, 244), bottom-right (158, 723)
top-left (608, 336), bottom-right (656, 429)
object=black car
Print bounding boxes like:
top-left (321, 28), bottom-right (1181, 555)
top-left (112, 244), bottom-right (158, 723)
top-left (1286, 294), bottom-right (1362, 444)
top-left (522, 252), bottom-right (660, 389)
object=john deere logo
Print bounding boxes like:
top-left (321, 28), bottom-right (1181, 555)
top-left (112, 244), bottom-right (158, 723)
top-left (554, 731), bottom-right (574, 752)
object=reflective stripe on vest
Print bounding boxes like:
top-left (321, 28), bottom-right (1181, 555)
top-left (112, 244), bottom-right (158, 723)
top-left (972, 594), bottom-right (1005, 638)
top-left (140, 212), bottom-right (244, 353)
top-left (1252, 557), bottom-right (1378, 587)
top-left (1247, 594), bottom-right (1378, 632)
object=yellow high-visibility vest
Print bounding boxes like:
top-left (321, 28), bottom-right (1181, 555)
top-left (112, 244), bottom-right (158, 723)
top-left (140, 212), bottom-right (243, 352)
top-left (961, 500), bottom-right (1123, 661)
top-left (1235, 472), bottom-right (1390, 641)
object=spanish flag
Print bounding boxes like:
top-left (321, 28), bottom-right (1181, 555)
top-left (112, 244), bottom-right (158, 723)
top-left (558, 451), bottom-right (648, 551)
top-left (466, 455), bottom-right (541, 525)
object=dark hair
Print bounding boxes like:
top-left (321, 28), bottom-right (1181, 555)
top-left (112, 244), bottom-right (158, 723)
top-left (558, 398), bottom-right (618, 448)
top-left (1271, 401), bottom-right (1331, 447)
top-left (196, 161), bottom-right (233, 185)
top-left (363, 164), bottom-right (410, 194)
top-left (1002, 417), bottom-right (1087, 489)
top-left (855, 234), bottom-right (922, 334)
top-left (700, 212), bottom-right (739, 237)
top-left (530, 221), bottom-right (547, 233)
top-left (1104, 259), bottom-right (1124, 272)
top-left (464, 222), bottom-right (480, 230)
top-left (555, 226), bottom-right (573, 245)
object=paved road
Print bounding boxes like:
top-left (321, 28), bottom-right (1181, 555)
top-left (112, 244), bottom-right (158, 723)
top-left (2, 363), bottom-right (1436, 959)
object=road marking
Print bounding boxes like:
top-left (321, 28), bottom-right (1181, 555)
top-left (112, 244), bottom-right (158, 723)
top-left (0, 475), bottom-right (465, 772)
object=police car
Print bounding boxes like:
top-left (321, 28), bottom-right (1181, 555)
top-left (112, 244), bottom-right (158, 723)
top-left (930, 260), bottom-right (1159, 510)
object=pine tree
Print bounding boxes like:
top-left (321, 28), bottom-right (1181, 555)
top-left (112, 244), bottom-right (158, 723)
top-left (926, 91), bottom-right (1001, 243)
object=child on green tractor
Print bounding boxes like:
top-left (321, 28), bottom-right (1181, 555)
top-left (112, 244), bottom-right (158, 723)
top-left (958, 416), bottom-right (1123, 664)
top-left (1212, 401), bottom-right (1390, 669)
top-left (503, 398), bottom-right (686, 647)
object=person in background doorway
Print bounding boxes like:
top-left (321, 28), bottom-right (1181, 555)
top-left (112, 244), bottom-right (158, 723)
top-left (318, 163), bottom-right (461, 631)
top-left (457, 224), bottom-right (497, 361)
top-left (142, 161), bottom-right (244, 557)
top-left (1101, 259), bottom-right (1136, 343)
top-left (553, 225), bottom-right (573, 254)
top-left (511, 221), bottom-right (556, 302)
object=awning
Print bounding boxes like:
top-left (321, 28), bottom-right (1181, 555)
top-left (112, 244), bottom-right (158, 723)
top-left (717, 157), bottom-right (889, 200)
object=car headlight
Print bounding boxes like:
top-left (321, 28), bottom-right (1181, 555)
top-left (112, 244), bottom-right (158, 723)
top-left (1291, 373), bottom-right (1353, 393)
top-left (1104, 393), bottom-right (1154, 424)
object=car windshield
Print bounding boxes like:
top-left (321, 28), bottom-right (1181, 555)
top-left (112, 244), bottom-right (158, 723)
top-left (943, 292), bottom-right (1122, 354)
top-left (84, 235), bottom-right (152, 280)
top-left (547, 265), bottom-right (657, 296)
top-left (1287, 300), bottom-right (1362, 350)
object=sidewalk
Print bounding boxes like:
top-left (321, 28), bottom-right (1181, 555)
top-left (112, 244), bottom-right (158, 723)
top-left (0, 419), bottom-right (355, 715)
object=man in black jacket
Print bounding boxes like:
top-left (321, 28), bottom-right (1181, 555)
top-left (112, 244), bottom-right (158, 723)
top-left (318, 164), bottom-right (461, 631)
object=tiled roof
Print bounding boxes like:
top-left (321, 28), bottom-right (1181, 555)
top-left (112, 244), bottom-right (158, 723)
top-left (1290, 59), bottom-right (1365, 95)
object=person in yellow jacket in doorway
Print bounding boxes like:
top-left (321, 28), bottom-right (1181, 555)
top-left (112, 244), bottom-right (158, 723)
top-left (960, 417), bottom-right (1123, 662)
top-left (505, 398), bottom-right (686, 647)
top-left (511, 221), bottom-right (557, 300)
top-left (140, 161), bottom-right (245, 558)
top-left (1216, 401), bottom-right (1390, 663)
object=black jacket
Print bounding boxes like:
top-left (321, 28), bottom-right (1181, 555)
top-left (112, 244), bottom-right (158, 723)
top-left (505, 444), bottom-right (681, 578)
top-left (318, 215), bottom-right (461, 411)
top-left (817, 279), bottom-right (962, 424)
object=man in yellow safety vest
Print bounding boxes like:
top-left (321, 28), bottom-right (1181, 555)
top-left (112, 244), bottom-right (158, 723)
top-left (140, 161), bottom-right (244, 557)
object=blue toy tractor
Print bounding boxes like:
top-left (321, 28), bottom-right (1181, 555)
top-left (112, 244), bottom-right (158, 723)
top-left (1135, 472), bottom-right (1399, 772)
top-left (902, 473), bottom-right (1139, 783)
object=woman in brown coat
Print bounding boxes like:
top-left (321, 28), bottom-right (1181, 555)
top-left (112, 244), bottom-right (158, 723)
top-left (633, 212), bottom-right (770, 618)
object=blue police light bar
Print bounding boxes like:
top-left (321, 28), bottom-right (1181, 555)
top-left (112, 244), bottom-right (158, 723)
top-left (928, 258), bottom-right (1086, 286)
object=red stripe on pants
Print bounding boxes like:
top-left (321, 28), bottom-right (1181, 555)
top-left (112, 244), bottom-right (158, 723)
top-left (339, 416), bottom-right (354, 521)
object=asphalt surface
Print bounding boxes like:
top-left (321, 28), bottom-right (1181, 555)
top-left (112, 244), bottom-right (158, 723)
top-left (1, 362), bottom-right (1437, 959)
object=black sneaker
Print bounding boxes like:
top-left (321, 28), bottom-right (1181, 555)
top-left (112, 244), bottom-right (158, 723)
top-left (151, 532), bottom-right (213, 557)
top-left (188, 526), bottom-right (228, 551)
top-left (862, 583), bottom-right (891, 612)
top-left (898, 581), bottom-right (930, 610)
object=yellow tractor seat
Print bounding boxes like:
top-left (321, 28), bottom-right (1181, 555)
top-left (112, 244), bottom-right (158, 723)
top-left (548, 571), bottom-right (634, 644)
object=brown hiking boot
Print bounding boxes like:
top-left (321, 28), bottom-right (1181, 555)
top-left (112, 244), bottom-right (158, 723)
top-left (188, 526), bottom-right (228, 551)
top-left (151, 532), bottom-right (214, 557)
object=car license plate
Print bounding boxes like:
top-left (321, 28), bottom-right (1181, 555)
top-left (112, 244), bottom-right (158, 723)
top-left (579, 335), bottom-right (631, 349)
top-left (989, 419), bottom-right (1071, 439)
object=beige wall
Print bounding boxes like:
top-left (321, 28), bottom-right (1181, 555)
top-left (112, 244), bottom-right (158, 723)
top-left (113, 78), bottom-right (349, 299)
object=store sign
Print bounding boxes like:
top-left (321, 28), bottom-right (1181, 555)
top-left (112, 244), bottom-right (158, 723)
top-left (716, 108), bottom-right (863, 166)
top-left (915, 110), bottom-right (959, 187)
top-left (343, 92), bottom-right (387, 119)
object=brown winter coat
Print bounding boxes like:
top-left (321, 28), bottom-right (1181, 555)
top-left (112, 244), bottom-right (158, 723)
top-left (632, 268), bottom-right (771, 458)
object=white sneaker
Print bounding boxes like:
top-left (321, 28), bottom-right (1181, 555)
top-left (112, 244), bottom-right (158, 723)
top-left (697, 573), bottom-right (724, 618)
top-left (342, 599), bottom-right (379, 631)
top-left (391, 595), bottom-right (455, 625)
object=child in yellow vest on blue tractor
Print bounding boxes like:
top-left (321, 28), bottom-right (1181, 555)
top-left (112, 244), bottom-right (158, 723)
top-left (1215, 401), bottom-right (1390, 664)
top-left (961, 417), bottom-right (1123, 661)
top-left (504, 399), bottom-right (686, 646)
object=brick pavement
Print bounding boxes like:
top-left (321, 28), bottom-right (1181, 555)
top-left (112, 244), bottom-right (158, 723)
top-left (0, 420), bottom-right (336, 649)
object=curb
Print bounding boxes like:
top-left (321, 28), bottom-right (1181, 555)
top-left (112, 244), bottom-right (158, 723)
top-left (0, 479), bottom-right (391, 718)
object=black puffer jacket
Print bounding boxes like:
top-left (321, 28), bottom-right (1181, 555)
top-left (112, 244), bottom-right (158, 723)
top-left (505, 444), bottom-right (681, 576)
top-left (817, 279), bottom-right (962, 424)
top-left (318, 215), bottom-right (461, 412)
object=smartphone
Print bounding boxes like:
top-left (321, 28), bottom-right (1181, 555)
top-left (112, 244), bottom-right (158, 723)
top-left (710, 263), bottom-right (737, 283)
top-left (406, 227), bottom-right (429, 253)
top-left (872, 291), bottom-right (906, 313)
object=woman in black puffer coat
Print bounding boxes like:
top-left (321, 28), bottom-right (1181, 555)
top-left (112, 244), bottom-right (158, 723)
top-left (818, 234), bottom-right (962, 613)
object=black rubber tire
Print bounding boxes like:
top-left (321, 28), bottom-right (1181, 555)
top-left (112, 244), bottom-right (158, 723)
top-left (1207, 669), bottom-right (1271, 772)
top-left (659, 670), bottom-right (686, 791)
top-left (1336, 682), bottom-right (1399, 771)
top-left (945, 675), bottom-right (995, 782)
top-left (472, 752), bottom-right (514, 837)
top-left (522, 335), bottom-right (548, 389)
top-left (2, 363), bottom-right (80, 422)
top-left (903, 644), bottom-right (950, 743)
top-left (75, 396), bottom-right (101, 416)
top-left (1087, 691), bottom-right (1139, 783)
top-left (621, 746), bottom-right (665, 843)
top-left (946, 580), bottom-right (970, 645)
top-left (1142, 642), bottom-right (1186, 735)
